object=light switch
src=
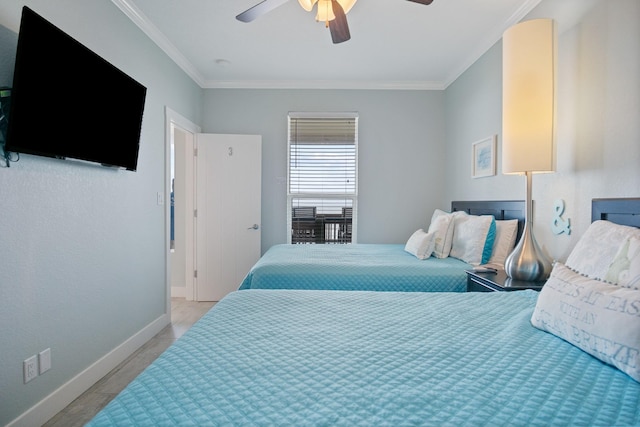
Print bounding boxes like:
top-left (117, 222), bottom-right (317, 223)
top-left (39, 348), bottom-right (51, 374)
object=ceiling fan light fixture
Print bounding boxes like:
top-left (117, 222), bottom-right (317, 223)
top-left (338, 0), bottom-right (357, 14)
top-left (239, 0), bottom-right (432, 45)
top-left (298, 0), bottom-right (317, 12)
top-left (316, 0), bottom-right (336, 22)
top-left (298, 0), bottom-right (356, 22)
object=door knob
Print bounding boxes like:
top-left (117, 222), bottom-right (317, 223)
top-left (248, 224), bottom-right (259, 230)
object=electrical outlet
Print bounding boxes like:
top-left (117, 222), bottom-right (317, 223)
top-left (39, 348), bottom-right (51, 374)
top-left (23, 355), bottom-right (38, 383)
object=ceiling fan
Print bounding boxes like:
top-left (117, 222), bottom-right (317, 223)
top-left (236, 0), bottom-right (434, 44)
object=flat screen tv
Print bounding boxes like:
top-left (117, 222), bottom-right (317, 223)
top-left (5, 6), bottom-right (146, 171)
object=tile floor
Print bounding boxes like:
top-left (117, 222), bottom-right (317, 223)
top-left (43, 298), bottom-right (215, 427)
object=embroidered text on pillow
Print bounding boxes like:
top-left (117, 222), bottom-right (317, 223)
top-left (531, 262), bottom-right (640, 382)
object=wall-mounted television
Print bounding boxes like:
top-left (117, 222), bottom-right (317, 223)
top-left (5, 6), bottom-right (146, 171)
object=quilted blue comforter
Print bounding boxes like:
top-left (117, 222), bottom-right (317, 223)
top-left (89, 290), bottom-right (640, 426)
top-left (238, 244), bottom-right (471, 292)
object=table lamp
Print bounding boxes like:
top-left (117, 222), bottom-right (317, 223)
top-left (502, 18), bottom-right (557, 281)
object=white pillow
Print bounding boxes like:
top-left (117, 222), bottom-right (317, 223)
top-left (605, 235), bottom-right (640, 289)
top-left (566, 220), bottom-right (640, 283)
top-left (404, 229), bottom-right (436, 260)
top-left (486, 219), bottom-right (519, 267)
top-left (531, 262), bottom-right (640, 383)
top-left (449, 212), bottom-right (496, 265)
top-left (427, 209), bottom-right (457, 259)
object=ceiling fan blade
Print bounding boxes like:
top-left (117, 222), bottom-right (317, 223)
top-left (329, 0), bottom-right (350, 44)
top-left (236, 0), bottom-right (290, 22)
top-left (406, 0), bottom-right (433, 4)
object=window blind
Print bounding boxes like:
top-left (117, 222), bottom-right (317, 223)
top-left (288, 113), bottom-right (358, 243)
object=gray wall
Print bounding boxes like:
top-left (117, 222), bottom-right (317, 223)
top-left (0, 1), bottom-right (202, 425)
top-left (444, 0), bottom-right (640, 263)
top-left (2, 0), bottom-right (639, 424)
top-left (203, 89), bottom-right (447, 253)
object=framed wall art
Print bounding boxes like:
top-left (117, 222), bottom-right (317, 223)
top-left (472, 135), bottom-right (497, 178)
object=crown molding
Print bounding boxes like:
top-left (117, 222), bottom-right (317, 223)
top-left (111, 0), bottom-right (446, 90)
top-left (113, 0), bottom-right (541, 91)
top-left (111, 0), bottom-right (206, 87)
top-left (202, 79), bottom-right (446, 91)
top-left (442, 0), bottom-right (542, 88)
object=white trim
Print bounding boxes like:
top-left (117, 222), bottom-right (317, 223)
top-left (287, 114), bottom-right (358, 243)
top-left (7, 314), bottom-right (169, 427)
top-left (110, 0), bottom-right (205, 87)
top-left (165, 107), bottom-right (201, 303)
top-left (111, 0), bottom-right (541, 91)
top-left (165, 107), bottom-right (202, 134)
top-left (203, 80), bottom-right (447, 91)
top-left (171, 286), bottom-right (186, 298)
top-left (443, 0), bottom-right (542, 88)
top-left (289, 111), bottom-right (359, 119)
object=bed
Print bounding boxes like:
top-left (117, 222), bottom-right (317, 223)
top-left (88, 198), bottom-right (640, 426)
top-left (238, 200), bottom-right (525, 292)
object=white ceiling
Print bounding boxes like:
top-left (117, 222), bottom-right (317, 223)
top-left (112, 0), bottom-right (542, 90)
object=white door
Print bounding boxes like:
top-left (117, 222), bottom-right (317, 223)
top-left (194, 134), bottom-right (262, 301)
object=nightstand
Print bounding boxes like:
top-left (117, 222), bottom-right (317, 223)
top-left (466, 270), bottom-right (546, 292)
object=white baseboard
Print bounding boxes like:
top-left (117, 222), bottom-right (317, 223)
top-left (171, 286), bottom-right (186, 298)
top-left (7, 313), bottom-right (170, 427)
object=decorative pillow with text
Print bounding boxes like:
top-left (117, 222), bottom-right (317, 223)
top-left (531, 262), bottom-right (640, 382)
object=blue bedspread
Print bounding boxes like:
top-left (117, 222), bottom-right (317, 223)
top-left (89, 290), bottom-right (640, 426)
top-left (238, 244), bottom-right (471, 292)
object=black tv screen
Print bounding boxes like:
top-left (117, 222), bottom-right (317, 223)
top-left (6, 7), bottom-right (146, 171)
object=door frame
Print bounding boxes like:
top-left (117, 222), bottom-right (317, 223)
top-left (164, 107), bottom-right (201, 308)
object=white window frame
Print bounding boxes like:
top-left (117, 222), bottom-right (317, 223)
top-left (287, 112), bottom-right (358, 244)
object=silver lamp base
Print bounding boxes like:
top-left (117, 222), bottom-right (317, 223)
top-left (505, 172), bottom-right (553, 282)
top-left (505, 220), bottom-right (552, 281)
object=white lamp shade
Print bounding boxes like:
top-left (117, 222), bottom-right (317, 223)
top-left (502, 19), bottom-right (557, 174)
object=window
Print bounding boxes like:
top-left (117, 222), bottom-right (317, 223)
top-left (288, 112), bottom-right (358, 244)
